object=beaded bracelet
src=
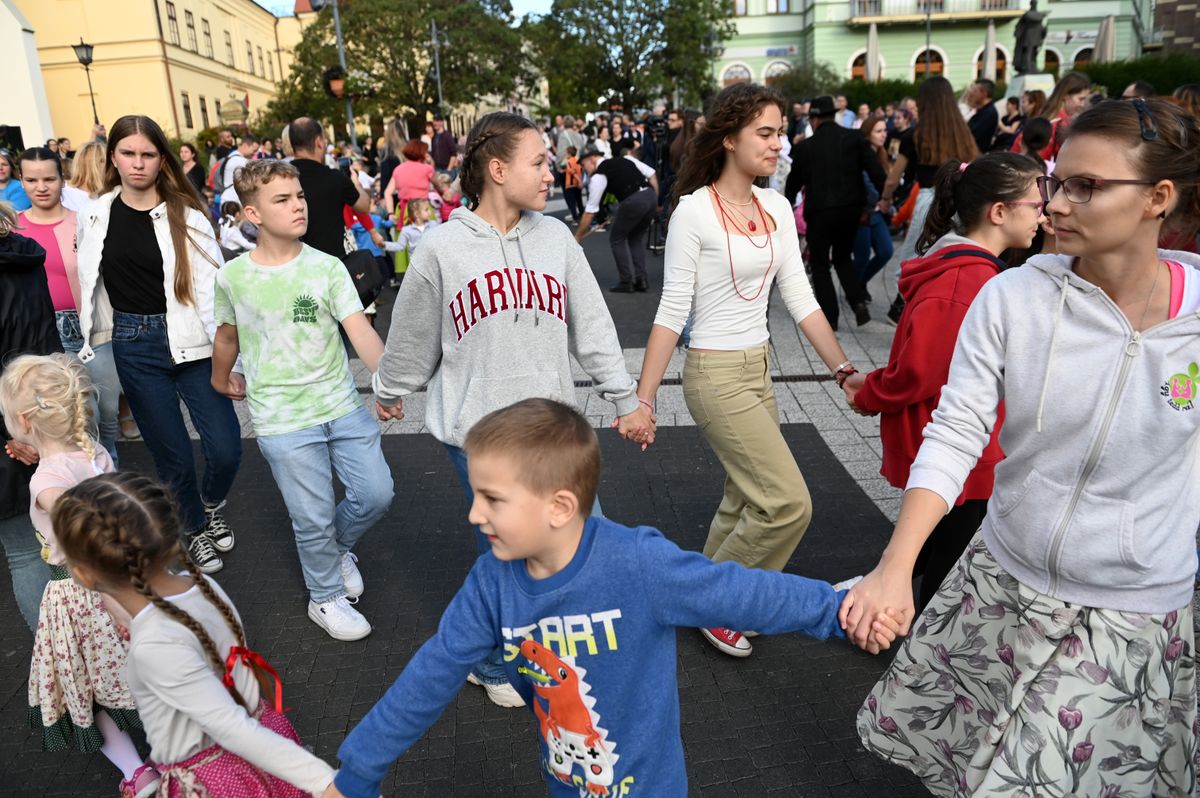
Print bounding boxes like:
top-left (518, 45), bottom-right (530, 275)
top-left (835, 367), bottom-right (858, 388)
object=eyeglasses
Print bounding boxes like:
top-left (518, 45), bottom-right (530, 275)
top-left (1037, 174), bottom-right (1157, 205)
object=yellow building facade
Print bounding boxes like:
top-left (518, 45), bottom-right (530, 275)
top-left (15, 0), bottom-right (312, 144)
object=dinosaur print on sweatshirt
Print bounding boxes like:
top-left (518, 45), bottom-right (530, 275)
top-left (521, 639), bottom-right (620, 796)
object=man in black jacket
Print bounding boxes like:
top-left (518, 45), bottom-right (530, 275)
top-left (785, 96), bottom-right (887, 329)
top-left (967, 78), bottom-right (999, 152)
top-left (0, 212), bottom-right (62, 632)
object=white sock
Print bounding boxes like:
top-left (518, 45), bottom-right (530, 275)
top-left (96, 710), bottom-right (145, 781)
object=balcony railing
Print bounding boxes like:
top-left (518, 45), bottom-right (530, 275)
top-left (850, 0), bottom-right (1021, 20)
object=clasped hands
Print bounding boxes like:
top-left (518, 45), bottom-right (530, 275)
top-left (612, 402), bottom-right (656, 451)
top-left (839, 565), bottom-right (916, 654)
top-left (840, 372), bottom-right (876, 417)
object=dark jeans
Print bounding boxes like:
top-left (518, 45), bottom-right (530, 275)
top-left (110, 312), bottom-right (242, 536)
top-left (913, 498), bottom-right (989, 611)
top-left (805, 206), bottom-right (868, 329)
top-left (609, 188), bottom-right (657, 286)
top-left (854, 211), bottom-right (894, 288)
top-left (563, 186), bottom-right (584, 221)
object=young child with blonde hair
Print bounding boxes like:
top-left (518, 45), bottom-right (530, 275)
top-left (0, 353), bottom-right (158, 797)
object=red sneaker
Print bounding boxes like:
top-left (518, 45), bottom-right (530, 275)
top-left (700, 627), bottom-right (753, 657)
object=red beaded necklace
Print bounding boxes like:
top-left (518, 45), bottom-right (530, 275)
top-left (711, 186), bottom-right (775, 302)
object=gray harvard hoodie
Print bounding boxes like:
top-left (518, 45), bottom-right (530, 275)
top-left (373, 206), bottom-right (639, 447)
top-left (908, 250), bottom-right (1200, 614)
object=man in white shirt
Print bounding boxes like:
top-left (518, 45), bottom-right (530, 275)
top-left (575, 144), bottom-right (659, 293)
top-left (219, 134), bottom-right (260, 205)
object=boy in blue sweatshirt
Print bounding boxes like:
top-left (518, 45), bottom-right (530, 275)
top-left (330, 399), bottom-right (899, 797)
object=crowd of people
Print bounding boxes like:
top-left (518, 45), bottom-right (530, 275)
top-left (0, 68), bottom-right (1197, 798)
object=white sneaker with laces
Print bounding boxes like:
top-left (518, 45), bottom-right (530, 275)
top-left (340, 552), bottom-right (363, 598)
top-left (187, 533), bottom-right (223, 574)
top-left (308, 596), bottom-right (372, 641)
top-left (466, 673), bottom-right (526, 708)
top-left (203, 501), bottom-right (235, 552)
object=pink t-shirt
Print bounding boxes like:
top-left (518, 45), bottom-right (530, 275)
top-left (1166, 260), bottom-right (1199, 318)
top-left (29, 449), bottom-right (114, 565)
top-left (18, 210), bottom-right (79, 312)
top-left (389, 160), bottom-right (435, 201)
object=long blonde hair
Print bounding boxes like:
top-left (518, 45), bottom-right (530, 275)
top-left (0, 200), bottom-right (17, 236)
top-left (0, 353), bottom-right (98, 458)
top-left (69, 141), bottom-right (107, 197)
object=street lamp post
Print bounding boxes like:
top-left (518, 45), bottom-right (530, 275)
top-left (72, 39), bottom-right (99, 125)
top-left (312, 0), bottom-right (357, 148)
top-left (430, 20), bottom-right (446, 115)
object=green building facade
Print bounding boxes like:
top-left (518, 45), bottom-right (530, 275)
top-left (715, 0), bottom-right (1155, 93)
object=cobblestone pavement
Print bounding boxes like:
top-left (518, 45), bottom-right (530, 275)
top-left (0, 201), bottom-right (933, 795)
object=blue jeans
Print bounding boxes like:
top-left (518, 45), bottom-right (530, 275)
top-left (444, 443), bottom-right (602, 682)
top-left (57, 310), bottom-right (121, 462)
top-left (257, 406), bottom-right (393, 602)
top-left (110, 312), bottom-right (242, 535)
top-left (854, 211), bottom-right (894, 288)
top-left (0, 513), bottom-right (48, 632)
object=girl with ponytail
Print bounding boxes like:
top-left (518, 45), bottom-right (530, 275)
top-left (54, 471), bottom-right (337, 797)
top-left (0, 353), bottom-right (158, 797)
top-left (843, 151), bottom-right (1045, 612)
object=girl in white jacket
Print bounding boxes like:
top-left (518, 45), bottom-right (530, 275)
top-left (76, 115), bottom-right (241, 575)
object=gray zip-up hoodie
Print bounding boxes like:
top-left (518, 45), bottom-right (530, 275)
top-left (908, 249), bottom-right (1200, 613)
top-left (373, 206), bottom-right (639, 447)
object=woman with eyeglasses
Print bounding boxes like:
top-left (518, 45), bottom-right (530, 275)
top-left (842, 97), bottom-right (1200, 794)
top-left (0, 149), bottom-right (31, 211)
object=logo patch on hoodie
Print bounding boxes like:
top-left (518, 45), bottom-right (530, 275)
top-left (1161, 362), bottom-right (1198, 411)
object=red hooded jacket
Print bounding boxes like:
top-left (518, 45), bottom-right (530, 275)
top-left (855, 240), bottom-right (1006, 503)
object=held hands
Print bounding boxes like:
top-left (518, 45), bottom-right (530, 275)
top-left (841, 372), bottom-right (876, 417)
top-left (5, 440), bottom-right (39, 465)
top-left (838, 565), bottom-right (916, 654)
top-left (612, 402), bottom-right (657, 450)
top-left (211, 373), bottom-right (246, 402)
top-left (375, 399), bottom-right (405, 421)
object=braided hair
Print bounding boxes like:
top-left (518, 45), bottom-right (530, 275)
top-left (52, 472), bottom-right (252, 709)
top-left (458, 112), bottom-right (538, 209)
top-left (0, 353), bottom-right (98, 459)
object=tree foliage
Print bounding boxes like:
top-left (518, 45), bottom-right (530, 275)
top-left (525, 0), bottom-right (733, 112)
top-left (1079, 53), bottom-right (1200, 97)
top-left (265, 0), bottom-right (534, 137)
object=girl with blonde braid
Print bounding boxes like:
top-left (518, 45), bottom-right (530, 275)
top-left (0, 353), bottom-right (158, 797)
top-left (54, 472), bottom-right (337, 798)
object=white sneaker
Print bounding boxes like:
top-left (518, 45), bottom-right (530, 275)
top-left (466, 673), bottom-right (526, 708)
top-left (340, 552), bottom-right (363, 598)
top-left (833, 575), bottom-right (865, 592)
top-left (307, 596), bottom-right (372, 641)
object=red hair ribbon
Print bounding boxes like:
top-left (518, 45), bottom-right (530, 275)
top-left (223, 645), bottom-right (284, 714)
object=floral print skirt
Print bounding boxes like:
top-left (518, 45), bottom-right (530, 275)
top-left (858, 534), bottom-right (1197, 797)
top-left (27, 567), bottom-right (139, 751)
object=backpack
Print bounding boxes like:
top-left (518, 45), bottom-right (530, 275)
top-left (208, 157), bottom-right (226, 192)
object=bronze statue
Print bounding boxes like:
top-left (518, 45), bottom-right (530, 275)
top-left (1013, 0), bottom-right (1049, 75)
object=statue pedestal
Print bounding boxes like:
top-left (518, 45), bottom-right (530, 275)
top-left (1008, 73), bottom-right (1057, 101)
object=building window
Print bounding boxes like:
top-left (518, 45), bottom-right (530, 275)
top-left (764, 61), bottom-right (791, 85)
top-left (166, 2), bottom-right (180, 46)
top-left (224, 31), bottom-right (234, 65)
top-left (181, 92), bottom-right (193, 129)
top-left (913, 49), bottom-right (945, 79)
top-left (732, 0), bottom-right (747, 15)
top-left (185, 11), bottom-right (197, 51)
top-left (267, 54), bottom-right (274, 81)
top-left (767, 0), bottom-right (790, 12)
top-left (1073, 47), bottom-right (1093, 69)
top-left (1043, 49), bottom-right (1061, 77)
top-left (722, 64), bottom-right (752, 86)
top-left (257, 46), bottom-right (265, 77)
top-left (199, 96), bottom-right (210, 128)
top-left (975, 47), bottom-right (1007, 82)
top-left (246, 41), bottom-right (254, 73)
top-left (202, 19), bottom-right (213, 58)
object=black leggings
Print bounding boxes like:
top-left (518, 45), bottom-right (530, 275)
top-left (913, 498), bottom-right (989, 612)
